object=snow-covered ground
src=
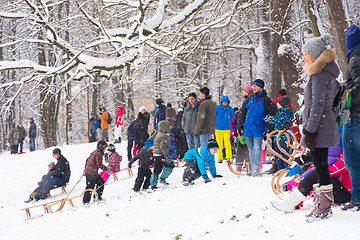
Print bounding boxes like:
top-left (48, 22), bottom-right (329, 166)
top-left (1, 142), bottom-right (359, 240)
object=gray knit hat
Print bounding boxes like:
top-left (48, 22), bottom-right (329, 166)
top-left (302, 34), bottom-right (333, 59)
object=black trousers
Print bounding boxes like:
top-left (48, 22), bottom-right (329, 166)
top-left (183, 159), bottom-right (202, 182)
top-left (298, 170), bottom-right (351, 204)
top-left (134, 168), bottom-right (152, 191)
top-left (83, 174), bottom-right (105, 204)
top-left (309, 147), bottom-right (331, 186)
top-left (153, 156), bottom-right (166, 176)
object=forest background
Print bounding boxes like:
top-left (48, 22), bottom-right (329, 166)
top-left (0, 0), bottom-right (359, 152)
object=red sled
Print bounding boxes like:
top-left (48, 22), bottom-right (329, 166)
top-left (14, 152), bottom-right (26, 155)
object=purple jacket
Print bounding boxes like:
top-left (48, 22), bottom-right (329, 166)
top-left (229, 112), bottom-right (240, 137)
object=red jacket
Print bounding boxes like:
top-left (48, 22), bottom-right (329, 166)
top-left (115, 106), bottom-right (124, 127)
top-left (329, 153), bottom-right (352, 191)
top-left (84, 149), bottom-right (108, 175)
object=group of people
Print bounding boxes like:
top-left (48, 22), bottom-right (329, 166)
top-left (9, 117), bottom-right (37, 154)
top-left (23, 24), bottom-right (360, 223)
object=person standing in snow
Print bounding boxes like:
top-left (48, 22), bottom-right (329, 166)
top-left (194, 87), bottom-right (216, 148)
top-left (134, 106), bottom-right (150, 150)
top-left (97, 107), bottom-right (110, 142)
top-left (182, 92), bottom-right (200, 149)
top-left (182, 139), bottom-right (222, 186)
top-left (153, 98), bottom-right (166, 130)
top-left (114, 106), bottom-right (124, 143)
top-left (83, 141), bottom-right (110, 203)
top-left (128, 138), bottom-right (155, 192)
top-left (17, 123), bottom-right (26, 153)
top-left (215, 95), bottom-right (234, 163)
top-left (150, 120), bottom-right (171, 190)
top-left (342, 24), bottom-right (360, 212)
top-left (237, 79), bottom-right (276, 177)
top-left (166, 103), bottom-right (176, 127)
top-left (301, 34), bottom-right (340, 222)
top-left (8, 123), bottom-right (18, 154)
top-left (89, 113), bottom-right (96, 142)
top-left (28, 117), bottom-right (36, 152)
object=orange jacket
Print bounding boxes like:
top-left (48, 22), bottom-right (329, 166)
top-left (97, 111), bottom-right (109, 129)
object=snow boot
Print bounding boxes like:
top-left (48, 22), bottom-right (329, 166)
top-left (24, 195), bottom-right (34, 204)
top-left (265, 160), bottom-right (277, 174)
top-left (306, 184), bottom-right (334, 223)
top-left (182, 180), bottom-right (194, 186)
top-left (270, 188), bottom-right (306, 213)
top-left (160, 177), bottom-right (169, 185)
top-left (341, 201), bottom-right (360, 211)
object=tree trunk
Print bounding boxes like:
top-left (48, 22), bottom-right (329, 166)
top-left (302, 0), bottom-right (321, 37)
top-left (325, 0), bottom-right (348, 74)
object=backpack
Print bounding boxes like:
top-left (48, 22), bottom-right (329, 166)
top-left (107, 113), bottom-right (113, 124)
top-left (332, 84), bottom-right (351, 127)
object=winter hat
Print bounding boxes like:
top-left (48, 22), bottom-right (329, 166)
top-left (145, 138), bottom-right (154, 148)
top-left (53, 148), bottom-right (61, 156)
top-left (48, 161), bottom-right (56, 169)
top-left (279, 89), bottom-right (287, 95)
top-left (188, 92), bottom-right (197, 99)
top-left (155, 98), bottom-right (164, 106)
top-left (346, 24), bottom-right (360, 51)
top-left (97, 140), bottom-right (108, 150)
top-left (220, 95), bottom-right (230, 104)
top-left (302, 34), bottom-right (332, 59)
top-left (253, 79), bottom-right (265, 89)
top-left (242, 84), bottom-right (253, 93)
top-left (278, 96), bottom-right (290, 108)
top-left (207, 139), bottom-right (219, 150)
top-left (139, 106), bottom-right (147, 112)
top-left (107, 143), bottom-right (116, 152)
top-left (199, 87), bottom-right (210, 96)
top-left (233, 107), bottom-right (239, 112)
top-left (167, 103), bottom-right (172, 108)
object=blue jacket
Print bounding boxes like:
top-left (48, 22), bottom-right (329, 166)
top-left (184, 147), bottom-right (216, 176)
top-left (237, 90), bottom-right (276, 137)
top-left (215, 96), bottom-right (234, 130)
top-left (154, 104), bottom-right (166, 129)
top-left (93, 115), bottom-right (101, 133)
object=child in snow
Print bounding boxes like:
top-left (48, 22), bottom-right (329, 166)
top-left (83, 141), bottom-right (111, 204)
top-left (128, 138), bottom-right (154, 192)
top-left (25, 161), bottom-right (56, 203)
top-left (158, 130), bottom-right (177, 185)
top-left (268, 96), bottom-right (294, 170)
top-left (182, 139), bottom-right (223, 186)
top-left (150, 120), bottom-right (171, 189)
top-left (100, 143), bottom-right (122, 182)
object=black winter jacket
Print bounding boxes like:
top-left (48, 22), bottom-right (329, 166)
top-left (29, 121), bottom-right (36, 138)
top-left (128, 148), bottom-right (153, 169)
top-left (49, 155), bottom-right (71, 183)
top-left (345, 45), bottom-right (360, 117)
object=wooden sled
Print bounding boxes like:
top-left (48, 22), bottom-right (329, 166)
top-left (227, 160), bottom-right (251, 176)
top-left (266, 129), bottom-right (306, 196)
top-left (112, 167), bottom-right (134, 181)
top-left (48, 185), bottom-right (67, 197)
top-left (22, 189), bottom-right (98, 219)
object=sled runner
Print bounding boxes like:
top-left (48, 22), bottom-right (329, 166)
top-left (22, 189), bottom-right (98, 219)
top-left (266, 129), bottom-right (306, 196)
top-left (112, 167), bottom-right (134, 181)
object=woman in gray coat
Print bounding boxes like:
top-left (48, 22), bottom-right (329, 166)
top-left (301, 34), bottom-right (340, 222)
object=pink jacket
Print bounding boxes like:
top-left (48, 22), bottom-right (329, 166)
top-left (329, 153), bottom-right (352, 191)
top-left (108, 152), bottom-right (122, 172)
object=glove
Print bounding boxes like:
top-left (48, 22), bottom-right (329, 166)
top-left (303, 129), bottom-right (316, 151)
top-left (285, 165), bottom-right (302, 177)
top-left (239, 136), bottom-right (246, 145)
top-left (106, 169), bottom-right (113, 175)
top-left (212, 174), bottom-right (223, 178)
top-left (202, 174), bottom-right (212, 183)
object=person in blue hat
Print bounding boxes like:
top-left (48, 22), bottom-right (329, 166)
top-left (128, 138), bottom-right (155, 192)
top-left (342, 24), bottom-right (360, 212)
top-left (182, 139), bottom-right (223, 186)
top-left (215, 95), bottom-right (234, 163)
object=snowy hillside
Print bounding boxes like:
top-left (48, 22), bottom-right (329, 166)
top-left (0, 142), bottom-right (359, 240)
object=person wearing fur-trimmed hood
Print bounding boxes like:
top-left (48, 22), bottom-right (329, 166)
top-left (301, 34), bottom-right (340, 222)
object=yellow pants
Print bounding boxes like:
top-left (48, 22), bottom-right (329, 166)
top-left (215, 129), bottom-right (232, 161)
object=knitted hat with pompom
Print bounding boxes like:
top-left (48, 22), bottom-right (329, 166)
top-left (302, 34), bottom-right (333, 59)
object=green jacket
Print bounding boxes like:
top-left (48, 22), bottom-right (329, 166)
top-left (194, 95), bottom-right (216, 135)
top-left (17, 126), bottom-right (26, 140)
top-left (153, 120), bottom-right (170, 156)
